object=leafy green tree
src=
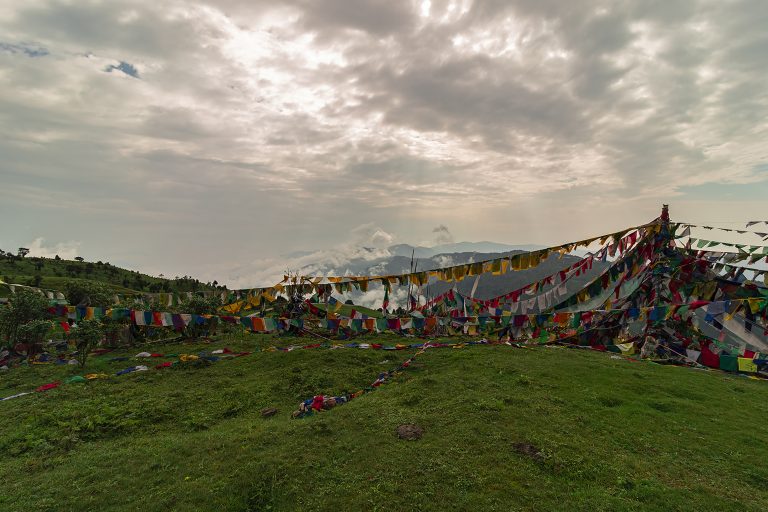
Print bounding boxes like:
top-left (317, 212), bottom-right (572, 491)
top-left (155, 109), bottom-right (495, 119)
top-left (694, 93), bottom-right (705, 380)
top-left (0, 289), bottom-right (49, 349)
top-left (185, 295), bottom-right (221, 315)
top-left (183, 295), bottom-right (221, 339)
top-left (64, 281), bottom-right (112, 307)
top-left (16, 319), bottom-right (52, 360)
top-left (102, 316), bottom-right (129, 348)
top-left (71, 319), bottom-right (104, 368)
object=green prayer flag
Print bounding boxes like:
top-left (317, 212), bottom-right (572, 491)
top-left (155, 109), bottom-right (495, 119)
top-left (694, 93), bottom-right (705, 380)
top-left (719, 354), bottom-right (738, 372)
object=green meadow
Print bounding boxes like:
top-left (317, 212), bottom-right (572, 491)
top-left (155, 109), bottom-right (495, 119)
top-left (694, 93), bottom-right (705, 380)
top-left (2, 334), bottom-right (767, 511)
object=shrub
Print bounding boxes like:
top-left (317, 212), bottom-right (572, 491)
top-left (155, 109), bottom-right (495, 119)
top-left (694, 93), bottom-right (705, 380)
top-left (0, 289), bottom-right (49, 349)
top-left (70, 319), bottom-right (104, 368)
top-left (16, 319), bottom-right (52, 359)
top-left (182, 295), bottom-right (221, 339)
top-left (64, 281), bottom-right (112, 307)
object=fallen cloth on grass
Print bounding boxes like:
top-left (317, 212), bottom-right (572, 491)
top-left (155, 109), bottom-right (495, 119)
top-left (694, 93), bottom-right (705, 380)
top-left (35, 381), bottom-right (62, 392)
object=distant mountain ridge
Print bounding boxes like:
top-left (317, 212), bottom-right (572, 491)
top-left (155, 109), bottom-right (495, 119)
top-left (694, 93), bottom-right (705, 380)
top-left (388, 242), bottom-right (546, 258)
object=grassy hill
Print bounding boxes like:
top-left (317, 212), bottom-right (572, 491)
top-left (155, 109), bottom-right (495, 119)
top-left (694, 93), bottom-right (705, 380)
top-left (314, 302), bottom-right (384, 318)
top-left (1, 333), bottom-right (767, 511)
top-left (0, 254), bottom-right (221, 297)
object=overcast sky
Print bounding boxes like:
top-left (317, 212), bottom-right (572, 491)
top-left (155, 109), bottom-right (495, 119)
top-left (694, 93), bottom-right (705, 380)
top-left (1, 0), bottom-right (766, 287)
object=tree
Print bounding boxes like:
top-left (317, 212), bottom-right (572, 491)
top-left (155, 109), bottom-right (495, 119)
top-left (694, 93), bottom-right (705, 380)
top-left (0, 289), bottom-right (49, 349)
top-left (74, 256), bottom-right (84, 262)
top-left (182, 295), bottom-right (221, 339)
top-left (16, 319), bottom-right (52, 360)
top-left (70, 319), bottom-right (104, 368)
top-left (17, 248), bottom-right (29, 258)
top-left (54, 255), bottom-right (61, 261)
top-left (102, 315), bottom-right (131, 348)
top-left (64, 281), bottom-right (112, 307)
top-left (184, 295), bottom-right (220, 315)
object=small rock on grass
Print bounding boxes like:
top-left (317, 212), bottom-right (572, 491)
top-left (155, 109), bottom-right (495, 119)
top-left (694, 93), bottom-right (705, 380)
top-left (261, 407), bottom-right (278, 417)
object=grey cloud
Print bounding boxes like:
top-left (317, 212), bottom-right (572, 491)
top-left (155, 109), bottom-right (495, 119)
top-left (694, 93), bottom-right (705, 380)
top-left (355, 56), bottom-right (589, 147)
top-left (296, 0), bottom-right (415, 37)
top-left (2, 0), bottom-right (768, 285)
top-left (432, 225), bottom-right (454, 245)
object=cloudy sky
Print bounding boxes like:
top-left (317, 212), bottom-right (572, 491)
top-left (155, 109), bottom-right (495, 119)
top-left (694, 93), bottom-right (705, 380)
top-left (1, 0), bottom-right (766, 287)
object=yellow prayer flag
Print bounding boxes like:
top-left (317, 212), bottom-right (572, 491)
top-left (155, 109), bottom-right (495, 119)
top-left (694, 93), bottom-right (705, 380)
top-left (222, 301), bottom-right (244, 314)
top-left (518, 253), bottom-right (530, 269)
top-left (453, 265), bottom-right (468, 281)
top-left (738, 357), bottom-right (758, 373)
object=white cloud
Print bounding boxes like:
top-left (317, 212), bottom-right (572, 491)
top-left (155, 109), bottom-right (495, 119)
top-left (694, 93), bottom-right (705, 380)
top-left (25, 237), bottom-right (80, 259)
top-left (221, 223), bottom-right (395, 288)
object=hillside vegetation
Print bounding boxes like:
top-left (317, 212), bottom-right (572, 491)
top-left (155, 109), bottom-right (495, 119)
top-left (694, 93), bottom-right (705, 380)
top-left (1, 333), bottom-right (767, 511)
top-left (0, 250), bottom-right (222, 297)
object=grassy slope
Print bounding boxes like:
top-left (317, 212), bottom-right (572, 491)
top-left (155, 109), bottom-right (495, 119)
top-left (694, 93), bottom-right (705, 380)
top-left (1, 334), bottom-right (768, 511)
top-left (314, 302), bottom-right (384, 318)
top-left (0, 256), bottom-right (218, 297)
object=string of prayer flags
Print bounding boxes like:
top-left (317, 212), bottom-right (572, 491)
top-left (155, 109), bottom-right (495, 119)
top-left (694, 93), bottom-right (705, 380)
top-left (297, 223), bottom-right (656, 292)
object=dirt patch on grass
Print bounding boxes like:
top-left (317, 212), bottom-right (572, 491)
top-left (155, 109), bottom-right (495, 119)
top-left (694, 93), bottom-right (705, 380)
top-left (513, 442), bottom-right (545, 463)
top-left (396, 424), bottom-right (424, 440)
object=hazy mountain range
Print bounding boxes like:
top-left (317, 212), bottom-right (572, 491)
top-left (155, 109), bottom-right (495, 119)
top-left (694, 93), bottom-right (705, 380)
top-left (284, 242), bottom-right (606, 303)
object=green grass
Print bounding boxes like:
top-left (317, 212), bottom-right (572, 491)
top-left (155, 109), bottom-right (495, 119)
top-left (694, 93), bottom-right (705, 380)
top-left (314, 302), bottom-right (384, 318)
top-left (35, 276), bottom-right (139, 295)
top-left (1, 334), bottom-right (767, 511)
